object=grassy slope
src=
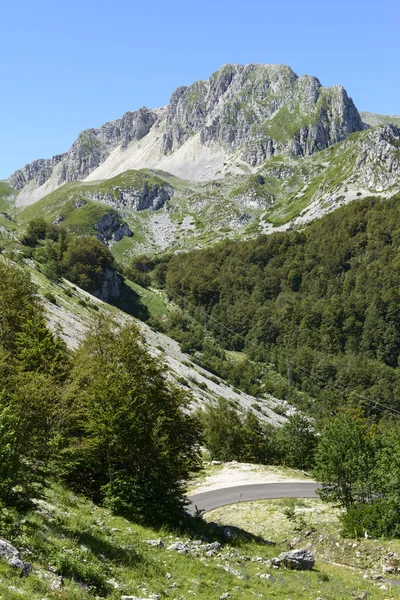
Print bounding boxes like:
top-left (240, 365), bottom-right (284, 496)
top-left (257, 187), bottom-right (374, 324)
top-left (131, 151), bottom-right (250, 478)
top-left (19, 170), bottom-right (184, 224)
top-left (20, 191), bottom-right (119, 237)
top-left (16, 124), bottom-right (397, 259)
top-left (0, 181), bottom-right (16, 213)
top-left (207, 497), bottom-right (400, 595)
top-left (0, 482), bottom-right (396, 600)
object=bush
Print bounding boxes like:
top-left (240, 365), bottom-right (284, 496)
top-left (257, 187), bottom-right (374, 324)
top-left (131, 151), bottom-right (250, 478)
top-left (341, 500), bottom-right (400, 538)
top-left (43, 291), bottom-right (57, 304)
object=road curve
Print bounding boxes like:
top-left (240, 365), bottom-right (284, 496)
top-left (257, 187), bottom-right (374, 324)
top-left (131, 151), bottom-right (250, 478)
top-left (187, 482), bottom-right (318, 515)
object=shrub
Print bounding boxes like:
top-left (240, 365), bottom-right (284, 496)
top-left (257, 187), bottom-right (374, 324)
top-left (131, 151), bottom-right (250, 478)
top-left (43, 291), bottom-right (57, 305)
top-left (341, 500), bottom-right (400, 538)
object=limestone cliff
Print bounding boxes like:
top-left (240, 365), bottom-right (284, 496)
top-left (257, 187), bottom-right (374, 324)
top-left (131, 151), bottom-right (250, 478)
top-left (8, 64), bottom-right (365, 200)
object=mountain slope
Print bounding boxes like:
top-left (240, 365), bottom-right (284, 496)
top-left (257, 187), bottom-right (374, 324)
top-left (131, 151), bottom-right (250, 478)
top-left (8, 63), bottom-right (365, 204)
top-left (26, 259), bottom-right (286, 425)
top-left (7, 63), bottom-right (400, 259)
top-left (17, 121), bottom-right (400, 261)
top-left (361, 111), bottom-right (400, 127)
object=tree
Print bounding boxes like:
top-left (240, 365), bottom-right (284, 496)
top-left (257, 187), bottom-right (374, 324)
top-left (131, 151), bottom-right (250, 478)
top-left (200, 398), bottom-right (244, 462)
top-left (314, 412), bottom-right (376, 508)
top-left (0, 258), bottom-right (38, 351)
top-left (58, 318), bottom-right (201, 525)
top-left (278, 413), bottom-right (317, 470)
top-left (0, 362), bottom-right (62, 505)
top-left (21, 217), bottom-right (49, 247)
top-left (61, 237), bottom-right (116, 294)
top-left (241, 411), bottom-right (270, 464)
top-left (0, 258), bottom-right (68, 505)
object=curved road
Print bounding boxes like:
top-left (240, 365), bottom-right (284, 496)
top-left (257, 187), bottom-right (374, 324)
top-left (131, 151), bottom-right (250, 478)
top-left (187, 483), bottom-right (400, 587)
top-left (188, 482), bottom-right (318, 515)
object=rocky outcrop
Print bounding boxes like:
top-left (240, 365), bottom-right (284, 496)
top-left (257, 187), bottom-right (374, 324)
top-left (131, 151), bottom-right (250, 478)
top-left (88, 183), bottom-right (173, 212)
top-left (0, 537), bottom-right (32, 575)
top-left (94, 212), bottom-right (133, 244)
top-left (94, 267), bottom-right (122, 302)
top-left (8, 64), bottom-right (365, 197)
top-left (162, 64), bottom-right (364, 165)
top-left (351, 124), bottom-right (400, 191)
top-left (9, 108), bottom-right (158, 191)
top-left (9, 154), bottom-right (66, 190)
top-left (0, 212), bottom-right (14, 221)
top-left (271, 548), bottom-right (315, 570)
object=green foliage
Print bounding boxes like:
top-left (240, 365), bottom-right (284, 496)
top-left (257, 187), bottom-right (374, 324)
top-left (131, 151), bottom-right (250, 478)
top-left (21, 217), bottom-right (49, 247)
top-left (163, 195), bottom-right (400, 416)
top-left (61, 236), bottom-right (116, 294)
top-left (199, 398), bottom-right (279, 464)
top-left (278, 413), bottom-right (317, 470)
top-left (341, 499), bottom-right (400, 538)
top-left (0, 259), bottom-right (69, 506)
top-left (199, 399), bottom-right (244, 462)
top-left (43, 290), bottom-right (57, 303)
top-left (23, 218), bottom-right (121, 296)
top-left (57, 317), bottom-right (201, 526)
top-left (0, 259), bottom-right (38, 351)
top-left (314, 413), bottom-right (376, 509)
top-left (124, 254), bottom-right (153, 288)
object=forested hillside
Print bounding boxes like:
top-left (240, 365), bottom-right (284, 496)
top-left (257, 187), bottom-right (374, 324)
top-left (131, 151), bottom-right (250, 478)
top-left (162, 194), bottom-right (400, 415)
top-left (0, 258), bottom-right (200, 524)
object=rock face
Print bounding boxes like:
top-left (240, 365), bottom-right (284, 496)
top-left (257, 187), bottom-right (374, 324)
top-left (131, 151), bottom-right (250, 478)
top-left (94, 267), bottom-right (122, 302)
top-left (8, 63), bottom-right (364, 198)
top-left (352, 124), bottom-right (400, 191)
top-left (10, 154), bottom-right (66, 190)
top-left (94, 212), bottom-right (133, 244)
top-left (88, 182), bottom-right (173, 212)
top-left (162, 64), bottom-right (364, 165)
top-left (271, 548), bottom-right (315, 570)
top-left (0, 537), bottom-right (32, 575)
top-left (9, 107), bottom-right (158, 190)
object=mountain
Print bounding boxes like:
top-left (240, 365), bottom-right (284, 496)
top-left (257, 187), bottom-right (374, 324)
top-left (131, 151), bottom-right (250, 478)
top-left (360, 111), bottom-right (400, 127)
top-left (8, 64), bottom-right (364, 202)
top-left (4, 63), bottom-right (400, 259)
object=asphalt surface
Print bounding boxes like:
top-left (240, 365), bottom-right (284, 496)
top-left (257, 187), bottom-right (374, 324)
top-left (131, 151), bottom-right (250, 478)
top-left (187, 481), bottom-right (318, 515)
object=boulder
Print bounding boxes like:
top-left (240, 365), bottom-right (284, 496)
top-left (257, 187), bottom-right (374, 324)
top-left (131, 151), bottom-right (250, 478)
top-left (144, 539), bottom-right (164, 548)
top-left (0, 537), bottom-right (32, 575)
top-left (271, 548), bottom-right (315, 570)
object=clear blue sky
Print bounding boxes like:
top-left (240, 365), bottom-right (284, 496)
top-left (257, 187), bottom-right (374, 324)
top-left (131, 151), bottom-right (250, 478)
top-left (1, 0), bottom-right (399, 179)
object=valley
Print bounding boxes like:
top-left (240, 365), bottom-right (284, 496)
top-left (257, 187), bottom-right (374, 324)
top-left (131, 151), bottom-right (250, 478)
top-left (1, 61), bottom-right (400, 599)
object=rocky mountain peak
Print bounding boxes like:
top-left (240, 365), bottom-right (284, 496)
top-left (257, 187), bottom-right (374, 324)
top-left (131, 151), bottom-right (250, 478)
top-left (8, 63), bottom-right (366, 203)
top-left (162, 63), bottom-right (364, 165)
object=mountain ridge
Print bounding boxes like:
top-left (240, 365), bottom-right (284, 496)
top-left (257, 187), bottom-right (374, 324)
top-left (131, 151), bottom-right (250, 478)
top-left (7, 63), bottom-right (366, 204)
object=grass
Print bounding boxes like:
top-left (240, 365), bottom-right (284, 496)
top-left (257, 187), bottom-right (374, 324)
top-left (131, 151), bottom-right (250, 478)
top-left (0, 181), bottom-right (15, 199)
top-left (226, 350), bottom-right (250, 363)
top-left (0, 482), bottom-right (396, 599)
top-left (123, 279), bottom-right (169, 319)
top-left (206, 498), bottom-right (400, 596)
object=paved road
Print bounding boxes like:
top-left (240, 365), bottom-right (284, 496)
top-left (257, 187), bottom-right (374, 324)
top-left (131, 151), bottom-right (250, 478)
top-left (187, 483), bottom-right (400, 587)
top-left (187, 482), bottom-right (318, 515)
